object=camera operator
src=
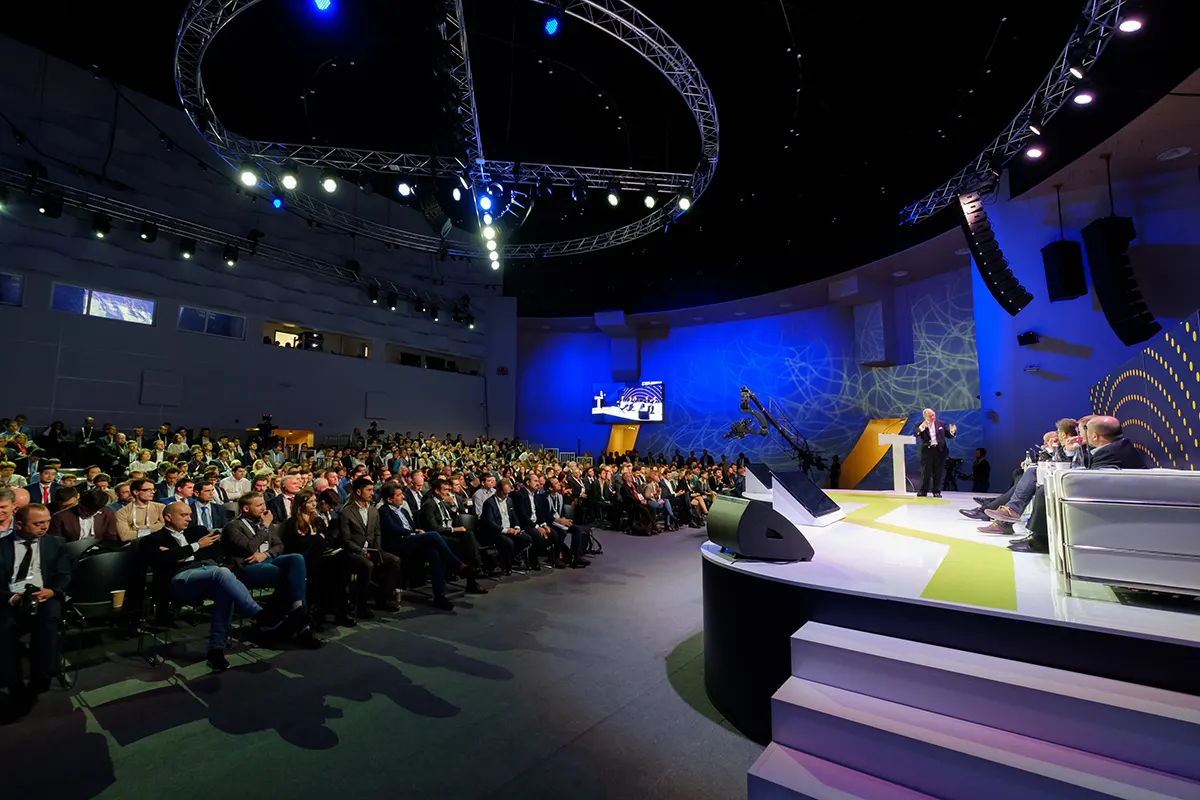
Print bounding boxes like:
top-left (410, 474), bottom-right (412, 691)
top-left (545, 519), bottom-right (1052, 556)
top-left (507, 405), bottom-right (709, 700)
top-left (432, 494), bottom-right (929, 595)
top-left (1, 503), bottom-right (70, 720)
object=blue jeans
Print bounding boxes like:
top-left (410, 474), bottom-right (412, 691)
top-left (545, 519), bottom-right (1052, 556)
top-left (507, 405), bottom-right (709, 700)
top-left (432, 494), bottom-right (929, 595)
top-left (1005, 466), bottom-right (1039, 515)
top-left (648, 499), bottom-right (673, 523)
top-left (239, 553), bottom-right (308, 607)
top-left (172, 565), bottom-right (261, 651)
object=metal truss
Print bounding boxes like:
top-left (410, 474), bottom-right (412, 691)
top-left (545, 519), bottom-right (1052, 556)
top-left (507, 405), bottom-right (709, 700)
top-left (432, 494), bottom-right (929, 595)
top-left (0, 167), bottom-right (474, 312)
top-left (900, 0), bottom-right (1128, 225)
top-left (173, 0), bottom-right (718, 259)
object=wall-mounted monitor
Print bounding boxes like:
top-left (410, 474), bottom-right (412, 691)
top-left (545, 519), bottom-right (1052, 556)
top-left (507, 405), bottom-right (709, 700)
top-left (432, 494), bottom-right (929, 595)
top-left (592, 380), bottom-right (665, 423)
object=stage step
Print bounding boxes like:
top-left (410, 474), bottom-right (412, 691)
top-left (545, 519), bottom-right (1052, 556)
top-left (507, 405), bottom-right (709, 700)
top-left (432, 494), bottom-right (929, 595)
top-left (748, 742), bottom-right (938, 800)
top-left (772, 677), bottom-right (1200, 800)
top-left (790, 622), bottom-right (1200, 781)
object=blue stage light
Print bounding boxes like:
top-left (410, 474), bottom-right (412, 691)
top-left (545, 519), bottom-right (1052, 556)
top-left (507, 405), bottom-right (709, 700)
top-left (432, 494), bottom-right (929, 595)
top-left (314, 0), bottom-right (332, 11)
top-left (272, 196), bottom-right (283, 209)
top-left (545, 17), bottom-right (559, 35)
top-left (479, 195), bottom-right (493, 211)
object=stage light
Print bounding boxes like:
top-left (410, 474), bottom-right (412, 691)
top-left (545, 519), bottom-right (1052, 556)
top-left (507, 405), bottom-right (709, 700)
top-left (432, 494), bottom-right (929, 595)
top-left (1072, 84), bottom-right (1095, 105)
top-left (607, 182), bottom-right (621, 207)
top-left (320, 169), bottom-right (338, 193)
top-left (139, 221), bottom-right (158, 242)
top-left (678, 188), bottom-right (693, 211)
top-left (398, 181), bottom-right (413, 197)
top-left (368, 285), bottom-right (379, 305)
top-left (92, 213), bottom-right (111, 239)
top-left (1026, 146), bottom-right (1044, 159)
top-left (38, 193), bottom-right (62, 218)
top-left (280, 165), bottom-right (299, 190)
top-left (643, 185), bottom-right (657, 209)
top-left (572, 181), bottom-right (586, 202)
top-left (271, 194), bottom-right (284, 209)
top-left (545, 16), bottom-right (559, 35)
top-left (486, 239), bottom-right (497, 251)
top-left (479, 194), bottom-right (493, 211)
top-left (482, 212), bottom-right (493, 225)
top-left (387, 292), bottom-right (397, 311)
top-left (1118, 17), bottom-right (1142, 33)
top-left (223, 244), bottom-right (239, 267)
top-left (482, 225), bottom-right (496, 240)
top-left (1119, 2), bottom-right (1144, 32)
top-left (179, 238), bottom-right (196, 259)
top-left (0, 185), bottom-right (8, 210)
top-left (452, 187), bottom-right (461, 202)
top-left (1067, 42), bottom-right (1089, 82)
top-left (430, 306), bottom-right (440, 322)
top-left (238, 161), bottom-right (259, 187)
top-left (314, 0), bottom-right (332, 11)
top-left (414, 299), bottom-right (427, 313)
top-left (489, 250), bottom-right (499, 262)
top-left (458, 175), bottom-right (470, 190)
top-left (1028, 113), bottom-right (1044, 137)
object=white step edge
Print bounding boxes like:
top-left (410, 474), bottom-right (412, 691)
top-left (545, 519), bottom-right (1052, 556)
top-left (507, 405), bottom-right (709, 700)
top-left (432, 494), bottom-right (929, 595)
top-left (791, 622), bottom-right (1200, 781)
top-left (772, 677), bottom-right (1200, 800)
top-left (748, 742), bottom-right (938, 800)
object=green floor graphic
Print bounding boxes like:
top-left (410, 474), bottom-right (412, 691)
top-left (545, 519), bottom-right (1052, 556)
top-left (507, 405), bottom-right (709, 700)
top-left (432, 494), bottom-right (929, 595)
top-left (833, 493), bottom-right (1018, 611)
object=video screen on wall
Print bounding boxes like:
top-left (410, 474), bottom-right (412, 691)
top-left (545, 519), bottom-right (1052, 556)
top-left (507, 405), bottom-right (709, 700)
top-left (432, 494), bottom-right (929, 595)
top-left (592, 380), bottom-right (665, 423)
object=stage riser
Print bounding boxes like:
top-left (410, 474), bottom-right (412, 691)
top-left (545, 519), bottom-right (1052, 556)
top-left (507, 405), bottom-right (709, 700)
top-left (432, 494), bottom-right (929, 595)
top-left (770, 678), bottom-right (1200, 800)
top-left (747, 743), bottom-right (938, 800)
top-left (790, 626), bottom-right (1200, 782)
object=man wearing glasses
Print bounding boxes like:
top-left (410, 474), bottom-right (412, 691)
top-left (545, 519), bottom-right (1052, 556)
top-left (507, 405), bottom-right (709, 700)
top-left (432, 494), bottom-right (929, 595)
top-left (115, 478), bottom-right (166, 541)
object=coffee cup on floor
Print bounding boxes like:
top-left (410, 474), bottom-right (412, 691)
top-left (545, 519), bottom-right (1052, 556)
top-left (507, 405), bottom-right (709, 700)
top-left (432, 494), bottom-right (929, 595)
top-left (111, 589), bottom-right (126, 610)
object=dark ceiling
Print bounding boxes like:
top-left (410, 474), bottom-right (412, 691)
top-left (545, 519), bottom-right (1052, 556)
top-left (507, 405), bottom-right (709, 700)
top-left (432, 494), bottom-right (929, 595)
top-left (3, 0), bottom-right (1198, 317)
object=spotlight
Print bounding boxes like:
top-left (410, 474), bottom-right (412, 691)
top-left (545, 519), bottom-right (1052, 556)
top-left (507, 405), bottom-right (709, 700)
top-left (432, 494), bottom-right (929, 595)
top-left (314, 0), bottom-right (332, 11)
top-left (430, 306), bottom-right (440, 322)
top-left (486, 239), bottom-right (497, 251)
top-left (398, 181), bottom-right (413, 197)
top-left (368, 285), bottom-right (379, 305)
top-left (465, 315), bottom-right (475, 329)
top-left (1026, 146), bottom-right (1044, 159)
top-left (479, 194), bottom-right (493, 211)
top-left (223, 244), bottom-right (239, 267)
top-left (1067, 42), bottom-right (1090, 82)
top-left (491, 260), bottom-right (501, 271)
top-left (482, 212), bottom-right (493, 225)
top-left (279, 164), bottom-right (299, 190)
top-left (643, 185), bottom-right (657, 209)
top-left (139, 221), bottom-right (158, 242)
top-left (1028, 113), bottom-right (1044, 137)
top-left (238, 161), bottom-right (259, 187)
top-left (545, 16), bottom-right (559, 35)
top-left (387, 292), bottom-right (398, 311)
top-left (482, 225), bottom-right (496, 240)
top-left (677, 187), bottom-right (693, 211)
top-left (179, 237), bottom-right (196, 259)
top-left (1072, 83), bottom-right (1095, 105)
top-left (92, 213), bottom-right (111, 239)
top-left (271, 193), bottom-right (284, 209)
top-left (0, 185), bottom-right (7, 210)
top-left (414, 299), bottom-right (427, 313)
top-left (606, 182), bottom-right (621, 207)
top-left (38, 193), bottom-right (62, 218)
top-left (489, 250), bottom-right (500, 262)
top-left (458, 175), bottom-right (470, 190)
top-left (572, 181), bottom-right (587, 202)
top-left (1119, 2), bottom-right (1144, 32)
top-left (320, 169), bottom-right (338, 193)
top-left (452, 187), bottom-right (462, 202)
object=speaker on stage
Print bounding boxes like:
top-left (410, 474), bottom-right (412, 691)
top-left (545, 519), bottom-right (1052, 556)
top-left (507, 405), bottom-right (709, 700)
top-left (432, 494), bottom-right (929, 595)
top-left (706, 495), bottom-right (815, 562)
top-left (1041, 239), bottom-right (1087, 302)
top-left (745, 462), bottom-right (773, 496)
top-left (770, 469), bottom-right (845, 527)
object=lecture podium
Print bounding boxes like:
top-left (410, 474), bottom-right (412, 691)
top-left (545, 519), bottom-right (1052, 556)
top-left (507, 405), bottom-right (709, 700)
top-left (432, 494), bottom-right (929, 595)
top-left (878, 433), bottom-right (917, 493)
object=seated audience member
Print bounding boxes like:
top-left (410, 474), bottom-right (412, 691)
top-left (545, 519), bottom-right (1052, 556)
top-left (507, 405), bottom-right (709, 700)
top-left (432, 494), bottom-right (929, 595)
top-left (0, 462), bottom-right (26, 489)
top-left (282, 488), bottom-right (364, 627)
top-left (543, 478), bottom-right (590, 567)
top-left (144, 501), bottom-right (286, 671)
top-left (166, 477), bottom-right (195, 506)
top-left (337, 477), bottom-right (401, 616)
top-left (472, 473), bottom-right (497, 516)
top-left (1, 504), bottom-right (69, 720)
top-left (107, 481), bottom-right (133, 512)
top-left (115, 479), bottom-right (166, 541)
top-left (1009, 416), bottom-right (1146, 554)
top-left (267, 474), bottom-right (301, 522)
top-left (418, 478), bottom-right (488, 593)
top-left (189, 481), bottom-right (228, 531)
top-left (48, 488), bottom-right (119, 544)
top-left (512, 474), bottom-right (555, 569)
top-left (155, 467), bottom-right (180, 500)
top-left (51, 485), bottom-right (79, 515)
top-left (220, 492), bottom-right (321, 648)
top-left (618, 469), bottom-right (657, 536)
top-left (0, 488), bottom-right (14, 539)
top-left (29, 465), bottom-right (60, 508)
top-left (480, 479), bottom-right (532, 574)
top-left (220, 464), bottom-right (251, 502)
top-left (643, 475), bottom-right (676, 531)
top-left (378, 482), bottom-right (464, 610)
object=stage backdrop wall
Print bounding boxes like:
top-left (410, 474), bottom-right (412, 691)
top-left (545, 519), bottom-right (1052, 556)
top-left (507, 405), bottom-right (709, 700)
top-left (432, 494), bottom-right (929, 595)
top-left (517, 270), bottom-right (982, 489)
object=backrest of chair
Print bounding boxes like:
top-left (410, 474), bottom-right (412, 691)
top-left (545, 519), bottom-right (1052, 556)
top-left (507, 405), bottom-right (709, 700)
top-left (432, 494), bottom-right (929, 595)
top-left (70, 550), bottom-right (137, 603)
top-left (563, 503), bottom-right (576, 521)
top-left (64, 538), bottom-right (101, 563)
top-left (455, 513), bottom-right (478, 534)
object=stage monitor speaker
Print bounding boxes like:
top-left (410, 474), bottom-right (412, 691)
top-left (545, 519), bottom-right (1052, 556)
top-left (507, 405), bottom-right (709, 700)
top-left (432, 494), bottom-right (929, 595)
top-left (745, 462), bottom-right (772, 495)
top-left (1041, 239), bottom-right (1088, 302)
top-left (1082, 215), bottom-right (1162, 346)
top-left (770, 469), bottom-right (845, 527)
top-left (706, 495), bottom-right (814, 562)
top-left (958, 191), bottom-right (1034, 316)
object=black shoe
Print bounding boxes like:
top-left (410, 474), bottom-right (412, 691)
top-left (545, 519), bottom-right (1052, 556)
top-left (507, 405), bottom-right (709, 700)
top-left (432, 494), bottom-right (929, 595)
top-left (207, 649), bottom-right (231, 672)
top-left (357, 606), bottom-right (376, 620)
top-left (336, 613), bottom-right (357, 627)
top-left (529, 560), bottom-right (542, 571)
top-left (1008, 537), bottom-right (1048, 554)
top-left (917, 493), bottom-right (928, 498)
top-left (376, 600), bottom-right (400, 612)
top-left (552, 558), bottom-right (567, 569)
top-left (466, 580), bottom-right (489, 594)
top-left (932, 493), bottom-right (943, 498)
top-left (571, 557), bottom-right (591, 568)
top-left (295, 627), bottom-right (324, 649)
top-left (433, 596), bottom-right (455, 610)
top-left (973, 496), bottom-right (991, 505)
top-left (253, 608), bottom-right (286, 633)
top-left (959, 508), bottom-right (989, 521)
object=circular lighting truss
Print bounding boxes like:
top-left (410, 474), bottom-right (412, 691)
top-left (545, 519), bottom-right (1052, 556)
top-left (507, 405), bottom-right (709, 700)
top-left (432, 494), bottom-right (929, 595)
top-left (900, 0), bottom-right (1129, 226)
top-left (173, 0), bottom-right (719, 260)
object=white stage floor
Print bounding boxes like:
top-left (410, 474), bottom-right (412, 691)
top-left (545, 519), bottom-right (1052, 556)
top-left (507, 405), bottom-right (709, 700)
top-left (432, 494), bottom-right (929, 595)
top-left (701, 489), bottom-right (1200, 649)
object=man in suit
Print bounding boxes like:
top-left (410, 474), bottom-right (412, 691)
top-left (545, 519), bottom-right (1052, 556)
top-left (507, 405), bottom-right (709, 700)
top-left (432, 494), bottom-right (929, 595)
top-left (266, 475), bottom-right (301, 524)
top-left (1010, 417), bottom-right (1146, 554)
top-left (115, 478), bottom-right (167, 542)
top-left (419, 478), bottom-right (488, 593)
top-left (480, 479), bottom-right (533, 575)
top-left (916, 408), bottom-right (956, 497)
top-left (543, 478), bottom-right (590, 568)
top-left (155, 467), bottom-right (181, 502)
top-left (189, 481), bottom-right (228, 532)
top-left (378, 482), bottom-right (462, 610)
top-left (403, 472), bottom-right (426, 517)
top-left (512, 474), bottom-right (553, 570)
top-left (1, 504), bottom-right (70, 720)
top-left (48, 488), bottom-right (119, 544)
top-left (337, 476), bottom-right (400, 616)
top-left (220, 492), bottom-right (321, 647)
top-left (28, 465), bottom-right (61, 508)
top-left (144, 501), bottom-right (286, 671)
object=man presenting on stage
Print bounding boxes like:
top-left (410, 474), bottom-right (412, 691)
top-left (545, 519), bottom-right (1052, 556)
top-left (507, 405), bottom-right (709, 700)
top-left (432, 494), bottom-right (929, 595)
top-left (916, 408), bottom-right (956, 497)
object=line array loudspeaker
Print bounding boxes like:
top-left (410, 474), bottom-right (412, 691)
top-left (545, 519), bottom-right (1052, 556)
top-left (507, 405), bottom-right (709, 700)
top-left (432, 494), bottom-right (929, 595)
top-left (958, 191), bottom-right (1033, 316)
top-left (1081, 215), bottom-right (1161, 346)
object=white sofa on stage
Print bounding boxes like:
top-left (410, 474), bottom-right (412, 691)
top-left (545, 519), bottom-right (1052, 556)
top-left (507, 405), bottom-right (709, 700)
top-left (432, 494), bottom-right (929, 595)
top-left (1046, 468), bottom-right (1200, 596)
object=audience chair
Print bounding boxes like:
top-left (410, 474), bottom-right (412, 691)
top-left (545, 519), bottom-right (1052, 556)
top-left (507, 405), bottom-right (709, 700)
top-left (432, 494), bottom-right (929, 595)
top-left (64, 549), bottom-right (149, 680)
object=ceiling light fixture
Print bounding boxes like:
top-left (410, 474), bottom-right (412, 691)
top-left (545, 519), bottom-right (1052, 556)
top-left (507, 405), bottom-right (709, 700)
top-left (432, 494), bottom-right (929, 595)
top-left (1157, 146), bottom-right (1193, 162)
top-left (482, 225), bottom-right (496, 240)
top-left (38, 193), bottom-right (62, 218)
top-left (1026, 146), bottom-right (1045, 159)
top-left (606, 182), bottom-right (621, 207)
top-left (489, 250), bottom-right (500, 262)
top-left (1072, 83), bottom-right (1095, 105)
top-left (279, 164), bottom-right (299, 190)
top-left (237, 161), bottom-right (258, 187)
top-left (397, 181), bottom-right (413, 197)
top-left (223, 244), bottom-right (239, 267)
top-left (319, 169), bottom-right (338, 193)
top-left (368, 285), bottom-right (379, 304)
top-left (1118, 2), bottom-right (1145, 32)
top-left (486, 239), bottom-right (497, 251)
top-left (92, 212), bottom-right (111, 239)
top-left (452, 187), bottom-right (462, 202)
top-left (179, 238), bottom-right (196, 259)
top-left (677, 187), bottom-right (693, 211)
top-left (430, 306), bottom-right (440, 322)
top-left (491, 260), bottom-right (501, 270)
top-left (482, 212), bottom-right (493, 225)
top-left (387, 292), bottom-right (398, 311)
top-left (643, 184), bottom-right (657, 209)
top-left (139, 221), bottom-right (158, 242)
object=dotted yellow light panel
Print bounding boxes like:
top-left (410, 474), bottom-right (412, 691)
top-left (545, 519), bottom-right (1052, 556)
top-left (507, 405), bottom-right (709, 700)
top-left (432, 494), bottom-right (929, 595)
top-left (1092, 313), bottom-right (1200, 470)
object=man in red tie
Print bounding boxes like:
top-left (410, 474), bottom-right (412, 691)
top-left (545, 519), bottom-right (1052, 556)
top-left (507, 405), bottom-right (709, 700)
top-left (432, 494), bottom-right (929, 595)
top-left (31, 466), bottom-right (60, 508)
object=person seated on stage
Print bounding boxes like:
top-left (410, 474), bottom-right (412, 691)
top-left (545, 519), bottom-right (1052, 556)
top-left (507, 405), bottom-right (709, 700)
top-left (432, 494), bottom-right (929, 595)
top-left (964, 430), bottom-right (1060, 531)
top-left (0, 504), bottom-right (69, 721)
top-left (378, 481), bottom-right (464, 610)
top-left (115, 478), bottom-right (166, 542)
top-left (1009, 416), bottom-right (1146, 554)
top-left (48, 488), bottom-right (119, 544)
top-left (220, 491), bottom-right (322, 648)
top-left (418, 478), bottom-right (488, 594)
top-left (480, 479), bottom-right (532, 575)
top-left (336, 476), bottom-right (401, 617)
top-left (282, 488), bottom-right (363, 627)
top-left (543, 477), bottom-right (591, 567)
top-left (512, 473), bottom-right (554, 569)
top-left (145, 502), bottom-right (288, 671)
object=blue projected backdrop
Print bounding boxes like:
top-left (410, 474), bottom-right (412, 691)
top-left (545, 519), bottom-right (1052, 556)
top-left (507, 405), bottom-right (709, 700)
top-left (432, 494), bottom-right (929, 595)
top-left (593, 381), bottom-right (665, 423)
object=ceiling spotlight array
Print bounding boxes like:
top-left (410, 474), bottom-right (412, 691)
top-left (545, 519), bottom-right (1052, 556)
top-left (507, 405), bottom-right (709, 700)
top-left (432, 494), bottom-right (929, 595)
top-left (320, 168), bottom-right (338, 193)
top-left (223, 244), bottom-right (239, 267)
top-left (92, 212), bottom-right (111, 239)
top-left (139, 220), bottom-right (158, 242)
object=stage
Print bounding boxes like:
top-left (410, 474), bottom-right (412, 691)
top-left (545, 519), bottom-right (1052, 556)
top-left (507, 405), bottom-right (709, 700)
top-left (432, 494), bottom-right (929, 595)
top-left (702, 489), bottom-right (1200, 745)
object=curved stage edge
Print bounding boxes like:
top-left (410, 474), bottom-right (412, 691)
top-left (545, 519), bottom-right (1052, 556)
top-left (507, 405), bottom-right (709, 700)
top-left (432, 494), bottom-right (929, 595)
top-left (701, 547), bottom-right (1200, 746)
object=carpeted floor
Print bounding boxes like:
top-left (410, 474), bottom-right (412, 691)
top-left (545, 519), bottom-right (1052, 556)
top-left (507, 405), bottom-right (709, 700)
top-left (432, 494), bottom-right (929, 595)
top-left (1, 526), bottom-right (761, 799)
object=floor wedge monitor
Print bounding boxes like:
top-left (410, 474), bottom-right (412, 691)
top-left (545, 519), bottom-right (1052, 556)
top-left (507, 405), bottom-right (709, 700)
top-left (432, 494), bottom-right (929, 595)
top-left (706, 495), bottom-right (815, 562)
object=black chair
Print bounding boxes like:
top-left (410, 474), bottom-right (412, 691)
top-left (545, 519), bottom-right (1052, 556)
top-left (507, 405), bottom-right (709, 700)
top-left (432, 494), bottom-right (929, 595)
top-left (63, 538), bottom-right (102, 564)
top-left (455, 512), bottom-right (502, 583)
top-left (63, 549), bottom-right (149, 680)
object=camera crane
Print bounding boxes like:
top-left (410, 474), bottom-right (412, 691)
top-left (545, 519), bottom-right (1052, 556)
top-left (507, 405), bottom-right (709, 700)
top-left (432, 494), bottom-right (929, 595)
top-left (723, 387), bottom-right (827, 475)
